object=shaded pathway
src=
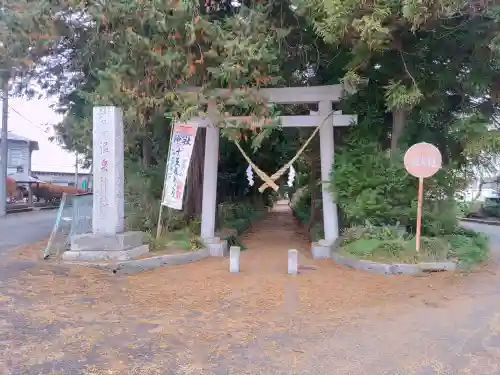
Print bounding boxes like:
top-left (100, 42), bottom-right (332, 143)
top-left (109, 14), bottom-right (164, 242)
top-left (238, 200), bottom-right (314, 275)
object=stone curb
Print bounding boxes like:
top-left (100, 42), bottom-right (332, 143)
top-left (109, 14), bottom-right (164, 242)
top-left (331, 252), bottom-right (457, 276)
top-left (64, 208), bottom-right (269, 274)
top-left (7, 204), bottom-right (58, 214)
top-left (6, 207), bottom-right (33, 214)
top-left (459, 217), bottom-right (500, 226)
top-left (66, 248), bottom-right (210, 275)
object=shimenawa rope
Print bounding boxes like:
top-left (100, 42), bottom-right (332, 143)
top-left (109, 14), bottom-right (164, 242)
top-left (232, 111), bottom-right (336, 193)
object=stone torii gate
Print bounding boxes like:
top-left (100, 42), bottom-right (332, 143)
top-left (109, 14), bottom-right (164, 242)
top-left (62, 85), bottom-right (356, 262)
top-left (190, 85), bottom-right (357, 259)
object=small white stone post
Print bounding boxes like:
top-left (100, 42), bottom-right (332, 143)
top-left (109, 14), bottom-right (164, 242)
top-left (318, 100), bottom-right (339, 246)
top-left (92, 106), bottom-right (125, 235)
top-left (229, 246), bottom-right (240, 273)
top-left (288, 249), bottom-right (298, 275)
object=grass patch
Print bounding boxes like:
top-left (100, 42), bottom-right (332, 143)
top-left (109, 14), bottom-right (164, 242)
top-left (147, 201), bottom-right (268, 254)
top-left (147, 228), bottom-right (204, 253)
top-left (337, 224), bottom-right (489, 267)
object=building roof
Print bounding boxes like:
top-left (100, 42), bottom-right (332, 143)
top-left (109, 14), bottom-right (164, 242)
top-left (7, 172), bottom-right (42, 183)
top-left (0, 131), bottom-right (39, 151)
top-left (32, 168), bottom-right (91, 175)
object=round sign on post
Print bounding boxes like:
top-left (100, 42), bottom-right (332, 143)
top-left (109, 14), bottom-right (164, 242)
top-left (404, 142), bottom-right (442, 178)
top-left (403, 142), bottom-right (442, 253)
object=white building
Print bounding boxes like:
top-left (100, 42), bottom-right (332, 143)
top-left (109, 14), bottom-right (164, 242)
top-left (460, 176), bottom-right (500, 201)
top-left (0, 131), bottom-right (92, 188)
top-left (0, 131), bottom-right (39, 179)
top-left (31, 169), bottom-right (92, 188)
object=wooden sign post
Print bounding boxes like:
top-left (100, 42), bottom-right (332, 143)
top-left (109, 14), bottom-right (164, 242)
top-left (403, 142), bottom-right (442, 252)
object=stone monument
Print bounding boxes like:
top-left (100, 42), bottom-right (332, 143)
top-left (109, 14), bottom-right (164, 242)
top-left (63, 107), bottom-right (149, 261)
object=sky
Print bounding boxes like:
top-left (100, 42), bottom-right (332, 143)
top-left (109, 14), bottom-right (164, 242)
top-left (8, 97), bottom-right (90, 174)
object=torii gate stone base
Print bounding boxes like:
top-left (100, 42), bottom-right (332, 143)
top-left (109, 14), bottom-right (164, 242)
top-left (191, 85), bottom-right (357, 259)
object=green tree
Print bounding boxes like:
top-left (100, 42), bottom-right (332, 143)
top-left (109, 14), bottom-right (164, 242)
top-left (7, 0), bottom-right (500, 241)
top-left (303, 0), bottom-right (500, 152)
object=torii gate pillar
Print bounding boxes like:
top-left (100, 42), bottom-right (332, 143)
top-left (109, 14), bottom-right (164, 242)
top-left (312, 101), bottom-right (339, 258)
top-left (319, 101), bottom-right (338, 243)
top-left (200, 125), bottom-right (219, 241)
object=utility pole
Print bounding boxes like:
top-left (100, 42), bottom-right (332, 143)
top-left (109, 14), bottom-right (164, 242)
top-left (0, 74), bottom-right (9, 217)
top-left (74, 153), bottom-right (79, 188)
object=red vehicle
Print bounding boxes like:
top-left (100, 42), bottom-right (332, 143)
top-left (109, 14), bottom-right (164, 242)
top-left (6, 177), bottom-right (87, 203)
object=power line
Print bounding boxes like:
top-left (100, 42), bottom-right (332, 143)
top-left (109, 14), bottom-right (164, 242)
top-left (8, 104), bottom-right (49, 134)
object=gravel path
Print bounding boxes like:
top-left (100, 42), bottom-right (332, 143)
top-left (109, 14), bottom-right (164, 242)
top-left (0, 207), bottom-right (499, 374)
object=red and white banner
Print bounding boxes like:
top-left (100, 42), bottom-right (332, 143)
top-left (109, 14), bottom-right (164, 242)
top-left (161, 123), bottom-right (198, 210)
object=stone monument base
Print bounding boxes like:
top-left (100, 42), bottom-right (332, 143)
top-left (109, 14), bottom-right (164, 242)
top-left (203, 237), bottom-right (229, 257)
top-left (62, 231), bottom-right (149, 262)
top-left (311, 239), bottom-right (332, 259)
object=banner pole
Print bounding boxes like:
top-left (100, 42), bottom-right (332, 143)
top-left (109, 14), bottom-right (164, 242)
top-left (415, 176), bottom-right (424, 252)
top-left (156, 124), bottom-right (176, 240)
top-left (155, 204), bottom-right (164, 239)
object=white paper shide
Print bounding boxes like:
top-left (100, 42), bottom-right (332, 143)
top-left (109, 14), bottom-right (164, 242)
top-left (162, 123), bottom-right (198, 210)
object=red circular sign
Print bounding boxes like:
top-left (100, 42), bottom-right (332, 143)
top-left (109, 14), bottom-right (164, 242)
top-left (404, 142), bottom-right (442, 178)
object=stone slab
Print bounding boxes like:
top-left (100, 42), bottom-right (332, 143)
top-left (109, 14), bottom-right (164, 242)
top-left (207, 240), bottom-right (229, 257)
top-left (331, 252), bottom-right (391, 274)
top-left (418, 262), bottom-right (457, 272)
top-left (311, 243), bottom-right (331, 259)
top-left (318, 239), bottom-right (330, 246)
top-left (62, 244), bottom-right (149, 262)
top-left (331, 252), bottom-right (457, 275)
top-left (229, 246), bottom-right (240, 273)
top-left (388, 263), bottom-right (422, 275)
top-left (71, 231), bottom-right (145, 251)
top-left (67, 248), bottom-right (210, 275)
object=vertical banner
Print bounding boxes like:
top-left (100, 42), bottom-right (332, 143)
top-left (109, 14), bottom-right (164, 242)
top-left (162, 123), bottom-right (198, 210)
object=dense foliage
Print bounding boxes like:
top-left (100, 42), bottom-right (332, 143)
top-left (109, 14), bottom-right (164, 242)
top-left (2, 0), bottom-right (500, 261)
top-left (332, 137), bottom-right (458, 237)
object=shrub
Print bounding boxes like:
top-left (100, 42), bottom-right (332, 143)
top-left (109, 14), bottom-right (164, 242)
top-left (331, 141), bottom-right (459, 236)
top-left (218, 200), bottom-right (264, 233)
top-left (147, 228), bottom-right (204, 252)
top-left (290, 187), bottom-right (312, 224)
top-left (125, 164), bottom-right (163, 232)
top-left (216, 200), bottom-right (266, 250)
top-left (338, 224), bottom-right (489, 266)
top-left (456, 200), bottom-right (473, 217)
top-left (447, 229), bottom-right (489, 267)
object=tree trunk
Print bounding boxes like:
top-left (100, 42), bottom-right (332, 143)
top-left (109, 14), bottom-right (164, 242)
top-left (391, 108), bottom-right (406, 154)
top-left (142, 134), bottom-right (153, 168)
top-left (183, 128), bottom-right (206, 220)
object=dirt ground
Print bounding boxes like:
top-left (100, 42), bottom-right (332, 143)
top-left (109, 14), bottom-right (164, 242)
top-left (1, 203), bottom-right (499, 374)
